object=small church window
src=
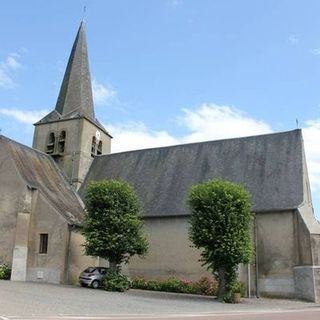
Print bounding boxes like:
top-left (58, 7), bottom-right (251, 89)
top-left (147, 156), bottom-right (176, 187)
top-left (46, 132), bottom-right (56, 154)
top-left (91, 136), bottom-right (96, 157)
top-left (58, 130), bottom-right (66, 153)
top-left (39, 233), bottom-right (48, 254)
top-left (97, 141), bottom-right (102, 155)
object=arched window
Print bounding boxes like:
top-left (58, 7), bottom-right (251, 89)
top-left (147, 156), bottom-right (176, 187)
top-left (46, 132), bottom-right (55, 154)
top-left (58, 130), bottom-right (66, 153)
top-left (97, 141), bottom-right (102, 155)
top-left (91, 137), bottom-right (96, 157)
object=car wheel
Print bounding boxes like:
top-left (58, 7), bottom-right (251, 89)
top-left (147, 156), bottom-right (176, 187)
top-left (91, 280), bottom-right (99, 289)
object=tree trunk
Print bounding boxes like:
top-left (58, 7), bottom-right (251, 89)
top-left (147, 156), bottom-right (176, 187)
top-left (109, 260), bottom-right (118, 272)
top-left (218, 266), bottom-right (226, 301)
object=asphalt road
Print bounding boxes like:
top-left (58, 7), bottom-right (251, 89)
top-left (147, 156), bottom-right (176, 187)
top-left (0, 280), bottom-right (320, 319)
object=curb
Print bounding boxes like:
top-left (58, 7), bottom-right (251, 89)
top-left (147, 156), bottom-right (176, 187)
top-left (127, 288), bottom-right (218, 301)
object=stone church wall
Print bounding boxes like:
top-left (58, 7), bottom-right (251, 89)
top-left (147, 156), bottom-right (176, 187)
top-left (255, 210), bottom-right (297, 297)
top-left (33, 119), bottom-right (81, 182)
top-left (0, 150), bottom-right (26, 266)
top-left (128, 216), bottom-right (211, 280)
top-left (26, 193), bottom-right (69, 284)
top-left (128, 210), bottom-right (317, 300)
top-left (33, 118), bottom-right (111, 190)
top-left (77, 119), bottom-right (111, 188)
top-left (67, 230), bottom-right (100, 285)
top-left (293, 205), bottom-right (320, 302)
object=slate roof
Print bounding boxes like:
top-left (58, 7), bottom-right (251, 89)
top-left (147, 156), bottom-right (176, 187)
top-left (34, 22), bottom-right (110, 136)
top-left (79, 130), bottom-right (305, 217)
top-left (0, 136), bottom-right (84, 225)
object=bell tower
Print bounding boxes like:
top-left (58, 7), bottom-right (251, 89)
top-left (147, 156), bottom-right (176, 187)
top-left (33, 22), bottom-right (112, 189)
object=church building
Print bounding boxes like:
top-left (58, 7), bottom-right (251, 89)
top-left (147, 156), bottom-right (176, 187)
top-left (0, 22), bottom-right (320, 302)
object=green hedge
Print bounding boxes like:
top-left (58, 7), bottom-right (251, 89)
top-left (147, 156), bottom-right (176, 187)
top-left (131, 276), bottom-right (218, 296)
top-left (0, 264), bottom-right (11, 280)
top-left (103, 271), bottom-right (130, 292)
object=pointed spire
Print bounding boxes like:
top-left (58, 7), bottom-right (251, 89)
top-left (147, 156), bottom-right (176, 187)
top-left (55, 22), bottom-right (95, 119)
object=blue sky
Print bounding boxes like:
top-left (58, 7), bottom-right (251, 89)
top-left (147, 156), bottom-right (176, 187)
top-left (1, 0), bottom-right (320, 219)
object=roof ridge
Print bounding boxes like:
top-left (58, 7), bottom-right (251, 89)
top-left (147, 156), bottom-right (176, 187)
top-left (99, 129), bottom-right (302, 157)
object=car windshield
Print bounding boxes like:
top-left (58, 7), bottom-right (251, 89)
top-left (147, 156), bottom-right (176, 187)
top-left (84, 267), bottom-right (96, 273)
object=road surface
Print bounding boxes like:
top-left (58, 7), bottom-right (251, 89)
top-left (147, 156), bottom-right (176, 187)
top-left (1, 280), bottom-right (319, 320)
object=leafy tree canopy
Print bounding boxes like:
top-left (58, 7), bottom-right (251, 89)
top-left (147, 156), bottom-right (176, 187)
top-left (188, 179), bottom-right (253, 301)
top-left (83, 180), bottom-right (148, 271)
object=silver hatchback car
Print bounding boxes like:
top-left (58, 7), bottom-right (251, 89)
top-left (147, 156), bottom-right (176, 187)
top-left (79, 267), bottom-right (109, 289)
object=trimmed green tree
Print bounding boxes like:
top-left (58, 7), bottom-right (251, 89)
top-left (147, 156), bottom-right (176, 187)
top-left (82, 180), bottom-right (148, 273)
top-left (188, 179), bottom-right (253, 302)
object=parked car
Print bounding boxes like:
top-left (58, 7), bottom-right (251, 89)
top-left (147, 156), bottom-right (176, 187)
top-left (79, 267), bottom-right (109, 289)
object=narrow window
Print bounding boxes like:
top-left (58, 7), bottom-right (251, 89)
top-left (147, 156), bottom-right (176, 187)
top-left (39, 233), bottom-right (48, 254)
top-left (97, 141), bottom-right (102, 155)
top-left (58, 130), bottom-right (66, 153)
top-left (46, 132), bottom-right (55, 154)
top-left (91, 137), bottom-right (96, 157)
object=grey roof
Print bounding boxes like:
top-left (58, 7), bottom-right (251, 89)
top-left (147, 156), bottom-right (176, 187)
top-left (79, 130), bottom-right (305, 217)
top-left (0, 136), bottom-right (84, 225)
top-left (34, 22), bottom-right (109, 135)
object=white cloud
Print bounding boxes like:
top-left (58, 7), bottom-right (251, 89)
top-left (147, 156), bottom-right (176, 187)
top-left (92, 79), bottom-right (116, 106)
top-left (107, 103), bottom-right (273, 153)
top-left (310, 48), bottom-right (320, 55)
top-left (0, 108), bottom-right (48, 124)
top-left (167, 0), bottom-right (183, 7)
top-left (0, 69), bottom-right (14, 89)
top-left (107, 121), bottom-right (179, 153)
top-left (7, 54), bottom-right (21, 70)
top-left (0, 53), bottom-right (22, 88)
top-left (180, 104), bottom-right (272, 143)
top-left (288, 34), bottom-right (299, 45)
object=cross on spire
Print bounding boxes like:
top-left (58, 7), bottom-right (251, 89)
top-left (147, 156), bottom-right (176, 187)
top-left (82, 5), bottom-right (87, 22)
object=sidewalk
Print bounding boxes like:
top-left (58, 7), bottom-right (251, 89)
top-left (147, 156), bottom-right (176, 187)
top-left (127, 288), bottom-right (320, 312)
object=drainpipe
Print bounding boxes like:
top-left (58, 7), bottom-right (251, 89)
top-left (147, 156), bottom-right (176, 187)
top-left (64, 224), bottom-right (74, 284)
top-left (255, 214), bottom-right (260, 298)
top-left (247, 263), bottom-right (251, 298)
top-left (71, 151), bottom-right (76, 186)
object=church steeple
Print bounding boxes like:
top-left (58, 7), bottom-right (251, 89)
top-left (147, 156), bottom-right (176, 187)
top-left (33, 22), bottom-right (112, 190)
top-left (55, 22), bottom-right (95, 119)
